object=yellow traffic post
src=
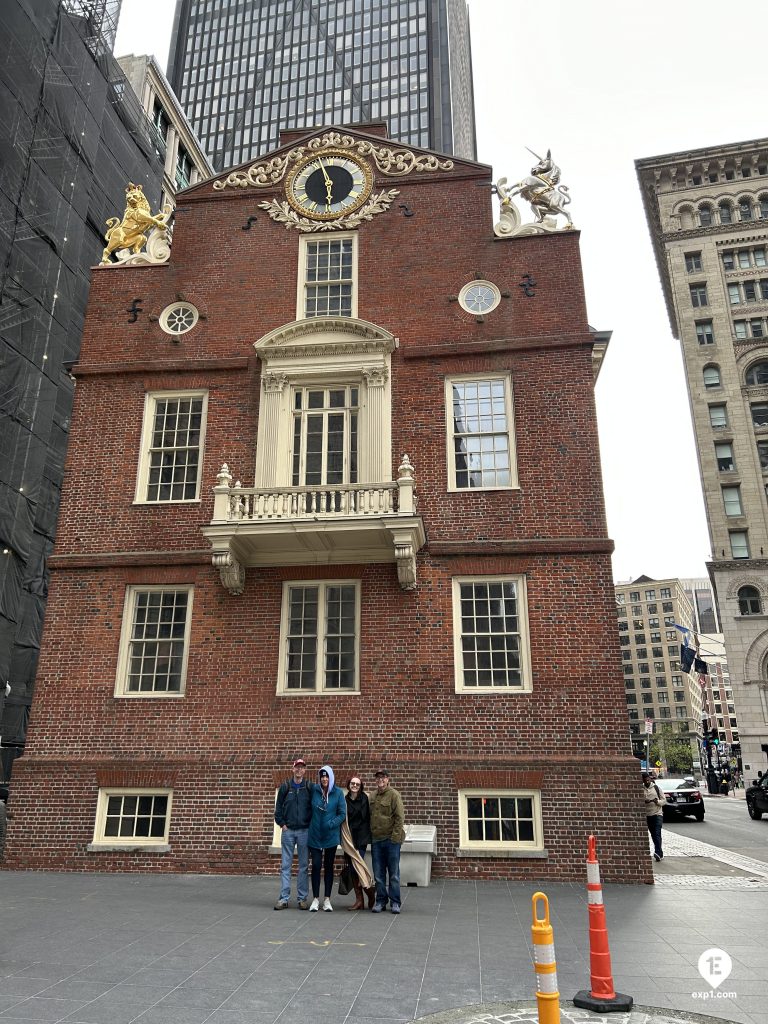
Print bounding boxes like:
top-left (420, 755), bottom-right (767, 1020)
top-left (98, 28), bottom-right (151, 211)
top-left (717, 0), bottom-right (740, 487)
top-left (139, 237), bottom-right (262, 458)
top-left (531, 892), bottom-right (560, 1024)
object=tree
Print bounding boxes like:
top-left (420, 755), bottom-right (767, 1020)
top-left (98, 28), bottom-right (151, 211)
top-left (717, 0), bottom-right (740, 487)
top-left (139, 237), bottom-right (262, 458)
top-left (649, 725), bottom-right (694, 775)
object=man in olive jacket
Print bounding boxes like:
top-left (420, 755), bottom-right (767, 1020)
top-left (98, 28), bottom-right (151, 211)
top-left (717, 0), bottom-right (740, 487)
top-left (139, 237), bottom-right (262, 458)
top-left (369, 769), bottom-right (405, 914)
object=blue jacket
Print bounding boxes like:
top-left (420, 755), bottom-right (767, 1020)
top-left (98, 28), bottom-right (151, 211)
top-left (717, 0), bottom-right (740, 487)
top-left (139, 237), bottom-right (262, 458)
top-left (307, 765), bottom-right (346, 849)
top-left (274, 777), bottom-right (312, 830)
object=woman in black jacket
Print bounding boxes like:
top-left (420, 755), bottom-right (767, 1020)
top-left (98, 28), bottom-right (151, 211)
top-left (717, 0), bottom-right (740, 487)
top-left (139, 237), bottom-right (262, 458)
top-left (344, 774), bottom-right (374, 910)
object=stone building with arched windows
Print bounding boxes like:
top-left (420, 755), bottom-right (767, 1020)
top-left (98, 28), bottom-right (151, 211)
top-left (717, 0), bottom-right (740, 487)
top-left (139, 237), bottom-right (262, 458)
top-left (637, 139), bottom-right (768, 779)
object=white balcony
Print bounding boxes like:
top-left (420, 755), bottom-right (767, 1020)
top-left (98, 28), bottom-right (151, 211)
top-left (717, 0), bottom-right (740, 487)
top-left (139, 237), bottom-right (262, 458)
top-left (201, 456), bottom-right (426, 594)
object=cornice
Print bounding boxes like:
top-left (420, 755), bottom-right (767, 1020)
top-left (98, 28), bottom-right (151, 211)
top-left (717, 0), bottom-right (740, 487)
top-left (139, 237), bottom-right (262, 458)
top-left (72, 357), bottom-right (250, 377)
top-left (48, 550), bottom-right (211, 569)
top-left (428, 538), bottom-right (614, 556)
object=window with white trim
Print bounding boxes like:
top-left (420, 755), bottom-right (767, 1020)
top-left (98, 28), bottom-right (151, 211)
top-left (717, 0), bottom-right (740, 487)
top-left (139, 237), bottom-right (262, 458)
top-left (92, 789), bottom-right (172, 846)
top-left (116, 587), bottom-right (193, 696)
top-left (458, 790), bottom-right (543, 852)
top-left (446, 375), bottom-right (517, 490)
top-left (136, 392), bottom-right (207, 503)
top-left (452, 576), bottom-right (531, 693)
top-left (298, 234), bottom-right (357, 318)
top-left (279, 581), bottom-right (360, 693)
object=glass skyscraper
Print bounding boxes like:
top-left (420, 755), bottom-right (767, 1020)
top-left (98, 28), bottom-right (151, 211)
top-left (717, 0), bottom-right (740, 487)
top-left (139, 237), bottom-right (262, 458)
top-left (167, 0), bottom-right (476, 173)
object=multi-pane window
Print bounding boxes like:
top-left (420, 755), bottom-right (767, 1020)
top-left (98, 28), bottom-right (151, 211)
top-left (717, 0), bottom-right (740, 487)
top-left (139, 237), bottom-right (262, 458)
top-left (117, 588), bottom-right (192, 695)
top-left (291, 386), bottom-right (358, 496)
top-left (660, 588), bottom-right (671, 598)
top-left (281, 582), bottom-right (359, 693)
top-left (138, 393), bottom-right (206, 503)
top-left (738, 585), bottom-right (761, 615)
top-left (645, 589), bottom-right (656, 600)
top-left (459, 790), bottom-right (542, 850)
top-left (751, 402), bottom-right (768, 428)
top-left (757, 440), bottom-right (768, 469)
top-left (685, 252), bottom-right (702, 272)
top-left (746, 361), bottom-right (768, 386)
top-left (453, 577), bottom-right (530, 692)
top-left (690, 284), bottom-right (708, 307)
top-left (448, 376), bottom-right (515, 489)
top-left (302, 237), bottom-right (354, 317)
top-left (696, 321), bottom-right (715, 345)
top-left (722, 486), bottom-right (743, 517)
top-left (703, 365), bottom-right (720, 388)
top-left (93, 790), bottom-right (171, 846)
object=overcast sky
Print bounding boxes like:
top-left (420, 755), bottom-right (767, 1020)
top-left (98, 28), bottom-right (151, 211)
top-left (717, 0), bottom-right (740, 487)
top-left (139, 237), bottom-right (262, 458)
top-left (114, 0), bottom-right (768, 584)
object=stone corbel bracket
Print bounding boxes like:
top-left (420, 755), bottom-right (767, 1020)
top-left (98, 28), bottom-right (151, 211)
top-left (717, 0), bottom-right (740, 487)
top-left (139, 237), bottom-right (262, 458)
top-left (212, 549), bottom-right (245, 596)
top-left (393, 537), bottom-right (417, 591)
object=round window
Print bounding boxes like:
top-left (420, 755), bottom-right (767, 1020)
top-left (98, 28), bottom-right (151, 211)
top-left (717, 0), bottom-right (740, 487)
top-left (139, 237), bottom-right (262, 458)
top-left (458, 280), bottom-right (501, 315)
top-left (159, 302), bottom-right (199, 335)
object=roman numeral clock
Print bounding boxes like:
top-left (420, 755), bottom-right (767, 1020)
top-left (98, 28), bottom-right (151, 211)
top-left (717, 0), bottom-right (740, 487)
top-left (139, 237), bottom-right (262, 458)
top-left (286, 150), bottom-right (374, 220)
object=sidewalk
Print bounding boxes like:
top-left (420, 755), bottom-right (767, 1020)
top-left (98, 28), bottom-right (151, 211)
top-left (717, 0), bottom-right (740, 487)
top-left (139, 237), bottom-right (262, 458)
top-left (0, 867), bottom-right (765, 1024)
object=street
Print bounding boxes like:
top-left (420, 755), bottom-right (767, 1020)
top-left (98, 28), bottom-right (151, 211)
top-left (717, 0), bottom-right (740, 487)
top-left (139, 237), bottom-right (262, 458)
top-left (664, 791), bottom-right (768, 864)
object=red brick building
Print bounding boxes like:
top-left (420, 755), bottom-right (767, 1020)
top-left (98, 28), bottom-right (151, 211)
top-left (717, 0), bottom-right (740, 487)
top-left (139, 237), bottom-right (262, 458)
top-left (4, 126), bottom-right (651, 882)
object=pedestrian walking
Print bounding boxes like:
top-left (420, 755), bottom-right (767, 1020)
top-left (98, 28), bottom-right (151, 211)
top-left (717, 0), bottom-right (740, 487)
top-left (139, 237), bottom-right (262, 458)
top-left (369, 768), bottom-right (405, 914)
top-left (273, 757), bottom-right (312, 910)
top-left (342, 775), bottom-right (375, 910)
top-left (642, 771), bottom-right (665, 862)
top-left (308, 765), bottom-right (346, 912)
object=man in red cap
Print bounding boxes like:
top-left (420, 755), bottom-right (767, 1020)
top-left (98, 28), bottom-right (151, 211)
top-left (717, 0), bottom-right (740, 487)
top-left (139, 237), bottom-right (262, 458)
top-left (274, 757), bottom-right (312, 909)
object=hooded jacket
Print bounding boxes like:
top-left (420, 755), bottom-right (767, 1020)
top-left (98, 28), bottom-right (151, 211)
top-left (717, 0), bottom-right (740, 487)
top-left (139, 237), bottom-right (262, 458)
top-left (307, 764), bottom-right (347, 849)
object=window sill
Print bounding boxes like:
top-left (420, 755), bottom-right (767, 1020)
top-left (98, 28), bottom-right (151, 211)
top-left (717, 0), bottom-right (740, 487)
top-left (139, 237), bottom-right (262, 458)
top-left (114, 693), bottom-right (186, 699)
top-left (87, 843), bottom-right (170, 853)
top-left (132, 499), bottom-right (202, 506)
top-left (455, 847), bottom-right (548, 859)
top-left (277, 690), bottom-right (361, 697)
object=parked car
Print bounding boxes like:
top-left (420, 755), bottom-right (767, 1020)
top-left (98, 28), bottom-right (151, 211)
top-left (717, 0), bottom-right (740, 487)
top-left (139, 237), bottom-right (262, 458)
top-left (656, 777), bottom-right (705, 821)
top-left (746, 773), bottom-right (768, 820)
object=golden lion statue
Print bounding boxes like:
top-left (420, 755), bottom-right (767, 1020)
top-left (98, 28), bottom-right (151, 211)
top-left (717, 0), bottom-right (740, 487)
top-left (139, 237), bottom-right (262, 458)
top-left (101, 183), bottom-right (172, 264)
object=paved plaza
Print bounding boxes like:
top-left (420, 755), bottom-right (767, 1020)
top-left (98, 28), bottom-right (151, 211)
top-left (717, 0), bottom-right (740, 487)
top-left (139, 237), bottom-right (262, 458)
top-left (1, 850), bottom-right (766, 1024)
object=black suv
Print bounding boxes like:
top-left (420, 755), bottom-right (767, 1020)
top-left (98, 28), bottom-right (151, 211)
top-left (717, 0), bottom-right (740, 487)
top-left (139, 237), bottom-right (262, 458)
top-left (746, 773), bottom-right (768, 820)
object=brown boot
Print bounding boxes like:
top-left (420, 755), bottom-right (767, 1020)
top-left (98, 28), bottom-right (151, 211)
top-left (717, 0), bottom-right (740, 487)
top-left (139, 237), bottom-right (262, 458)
top-left (365, 886), bottom-right (376, 910)
top-left (348, 880), bottom-right (364, 911)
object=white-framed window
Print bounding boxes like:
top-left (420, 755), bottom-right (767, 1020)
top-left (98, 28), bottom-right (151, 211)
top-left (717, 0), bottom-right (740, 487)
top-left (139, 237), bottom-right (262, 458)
top-left (722, 486), bottom-right (743, 517)
top-left (159, 302), bottom-right (199, 336)
top-left (458, 789), bottom-right (543, 852)
top-left (696, 321), bottom-right (714, 345)
top-left (458, 280), bottom-right (501, 315)
top-left (92, 789), bottom-right (172, 847)
top-left (115, 586), bottom-right (193, 697)
top-left (298, 233), bottom-right (357, 319)
top-left (291, 385), bottom-right (359, 491)
top-left (278, 580), bottom-right (360, 694)
top-left (715, 442), bottom-right (734, 471)
top-left (690, 284), bottom-right (708, 307)
top-left (135, 391), bottom-right (207, 503)
top-left (703, 365), bottom-right (720, 388)
top-left (709, 404), bottom-right (727, 429)
top-left (446, 375), bottom-right (517, 490)
top-left (730, 531), bottom-right (750, 559)
top-left (685, 252), bottom-right (702, 273)
top-left (452, 576), bottom-right (532, 693)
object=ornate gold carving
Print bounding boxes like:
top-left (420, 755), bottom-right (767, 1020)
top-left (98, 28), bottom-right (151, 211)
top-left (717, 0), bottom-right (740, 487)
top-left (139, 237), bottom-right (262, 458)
top-left (100, 183), bottom-right (172, 264)
top-left (258, 189), bottom-right (400, 232)
top-left (212, 132), bottom-right (454, 191)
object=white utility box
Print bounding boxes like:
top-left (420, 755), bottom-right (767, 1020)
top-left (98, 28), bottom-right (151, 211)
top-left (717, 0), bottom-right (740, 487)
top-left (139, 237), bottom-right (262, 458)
top-left (399, 824), bottom-right (437, 886)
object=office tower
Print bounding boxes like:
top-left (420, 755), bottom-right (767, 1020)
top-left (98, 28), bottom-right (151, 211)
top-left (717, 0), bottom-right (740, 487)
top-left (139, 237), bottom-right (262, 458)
top-left (4, 122), bottom-right (650, 882)
top-left (167, 0), bottom-right (476, 171)
top-left (637, 140), bottom-right (768, 779)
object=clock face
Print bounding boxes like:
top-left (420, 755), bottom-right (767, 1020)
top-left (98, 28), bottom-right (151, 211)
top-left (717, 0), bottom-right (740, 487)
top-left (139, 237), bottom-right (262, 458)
top-left (287, 151), bottom-right (373, 219)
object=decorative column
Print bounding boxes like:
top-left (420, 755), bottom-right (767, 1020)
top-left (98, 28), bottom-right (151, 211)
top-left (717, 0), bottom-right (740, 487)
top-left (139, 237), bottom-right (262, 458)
top-left (362, 365), bottom-right (389, 483)
top-left (212, 463), bottom-right (233, 521)
top-left (255, 371), bottom-right (289, 487)
top-left (396, 454), bottom-right (415, 513)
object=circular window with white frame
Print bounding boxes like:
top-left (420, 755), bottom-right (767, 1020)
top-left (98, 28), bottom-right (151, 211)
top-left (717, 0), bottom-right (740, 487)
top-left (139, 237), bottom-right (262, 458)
top-left (159, 302), bottom-right (199, 336)
top-left (458, 280), bottom-right (501, 316)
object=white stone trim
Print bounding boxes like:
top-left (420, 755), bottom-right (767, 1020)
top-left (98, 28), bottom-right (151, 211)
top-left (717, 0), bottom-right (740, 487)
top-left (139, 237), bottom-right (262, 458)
top-left (296, 231), bottom-right (358, 320)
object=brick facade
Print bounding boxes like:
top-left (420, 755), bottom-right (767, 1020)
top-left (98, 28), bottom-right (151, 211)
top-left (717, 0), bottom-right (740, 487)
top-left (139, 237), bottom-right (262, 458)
top-left (4, 127), bottom-right (651, 882)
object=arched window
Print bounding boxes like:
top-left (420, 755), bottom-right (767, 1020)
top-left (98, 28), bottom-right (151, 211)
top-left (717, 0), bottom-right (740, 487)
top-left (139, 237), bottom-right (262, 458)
top-left (718, 201), bottom-right (733, 224)
top-left (699, 204), bottom-right (713, 227)
top-left (759, 194), bottom-right (768, 219)
top-left (679, 206), bottom-right (694, 230)
top-left (738, 585), bottom-right (762, 615)
top-left (746, 361), bottom-right (768, 386)
top-left (703, 365), bottom-right (721, 389)
top-left (739, 197), bottom-right (754, 221)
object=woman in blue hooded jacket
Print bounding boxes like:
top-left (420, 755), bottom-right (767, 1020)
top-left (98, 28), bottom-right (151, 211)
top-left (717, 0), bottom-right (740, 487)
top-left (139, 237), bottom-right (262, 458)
top-left (308, 764), bottom-right (346, 911)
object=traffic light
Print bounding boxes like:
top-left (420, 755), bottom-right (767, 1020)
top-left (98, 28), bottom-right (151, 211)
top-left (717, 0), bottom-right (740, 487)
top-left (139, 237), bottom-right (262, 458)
top-left (709, 727), bottom-right (720, 746)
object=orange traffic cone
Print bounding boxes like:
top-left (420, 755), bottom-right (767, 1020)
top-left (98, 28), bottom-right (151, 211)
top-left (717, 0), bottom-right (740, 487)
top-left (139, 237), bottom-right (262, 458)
top-left (573, 835), bottom-right (633, 1013)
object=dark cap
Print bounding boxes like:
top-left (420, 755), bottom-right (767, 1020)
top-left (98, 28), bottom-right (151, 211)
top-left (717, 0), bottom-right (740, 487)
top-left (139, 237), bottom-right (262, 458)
top-left (374, 768), bottom-right (390, 777)
top-left (293, 758), bottom-right (306, 767)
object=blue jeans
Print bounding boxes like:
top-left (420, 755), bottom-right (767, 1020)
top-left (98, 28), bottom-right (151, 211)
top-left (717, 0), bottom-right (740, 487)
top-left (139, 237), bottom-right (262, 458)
top-left (371, 839), bottom-right (401, 906)
top-left (280, 827), bottom-right (309, 902)
top-left (646, 815), bottom-right (663, 858)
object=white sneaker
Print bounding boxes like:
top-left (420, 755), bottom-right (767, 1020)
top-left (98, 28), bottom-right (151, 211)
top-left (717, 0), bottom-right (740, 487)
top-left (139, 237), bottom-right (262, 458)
top-left (323, 897), bottom-right (333, 912)
top-left (309, 897), bottom-right (319, 912)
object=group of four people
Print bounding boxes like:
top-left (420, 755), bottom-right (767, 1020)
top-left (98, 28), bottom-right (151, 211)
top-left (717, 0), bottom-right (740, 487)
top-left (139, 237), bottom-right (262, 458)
top-left (274, 758), bottom-right (406, 914)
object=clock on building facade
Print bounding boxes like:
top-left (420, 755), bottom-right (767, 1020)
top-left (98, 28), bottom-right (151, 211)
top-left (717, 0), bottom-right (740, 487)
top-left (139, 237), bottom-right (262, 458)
top-left (286, 150), bottom-right (373, 219)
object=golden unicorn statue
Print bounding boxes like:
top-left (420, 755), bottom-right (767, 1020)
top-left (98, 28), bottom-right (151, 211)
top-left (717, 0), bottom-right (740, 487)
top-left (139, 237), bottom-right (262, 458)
top-left (101, 183), bottom-right (172, 264)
